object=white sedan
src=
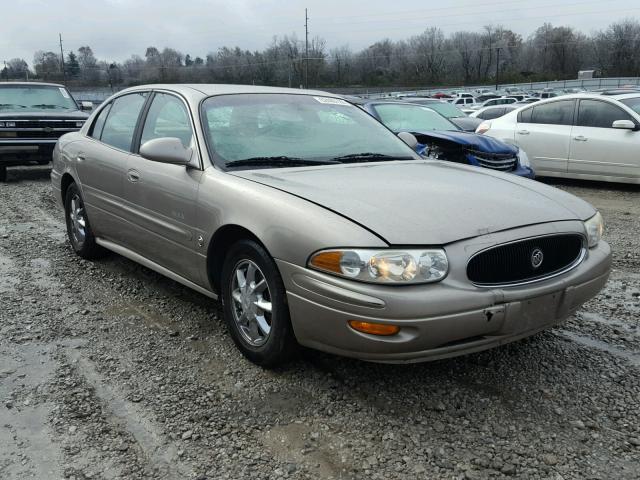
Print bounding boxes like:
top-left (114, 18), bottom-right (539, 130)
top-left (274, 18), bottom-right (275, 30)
top-left (477, 92), bottom-right (640, 184)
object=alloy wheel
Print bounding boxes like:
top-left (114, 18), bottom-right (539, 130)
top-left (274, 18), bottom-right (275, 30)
top-left (230, 259), bottom-right (272, 346)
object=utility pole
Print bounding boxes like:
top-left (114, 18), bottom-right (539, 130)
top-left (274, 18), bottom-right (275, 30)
top-left (495, 47), bottom-right (501, 91)
top-left (59, 33), bottom-right (67, 84)
top-left (304, 8), bottom-right (309, 89)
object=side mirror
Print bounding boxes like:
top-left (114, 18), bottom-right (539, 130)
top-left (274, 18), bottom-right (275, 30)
top-left (80, 101), bottom-right (93, 111)
top-left (139, 137), bottom-right (193, 165)
top-left (612, 119), bottom-right (636, 130)
top-left (397, 132), bottom-right (418, 149)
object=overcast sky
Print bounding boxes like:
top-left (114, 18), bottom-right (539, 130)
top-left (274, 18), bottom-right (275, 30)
top-left (1, 0), bottom-right (638, 64)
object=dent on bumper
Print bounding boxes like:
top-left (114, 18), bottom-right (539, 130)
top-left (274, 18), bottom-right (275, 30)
top-left (277, 240), bottom-right (611, 363)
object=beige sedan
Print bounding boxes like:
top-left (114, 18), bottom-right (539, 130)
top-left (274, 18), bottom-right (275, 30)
top-left (51, 84), bottom-right (611, 366)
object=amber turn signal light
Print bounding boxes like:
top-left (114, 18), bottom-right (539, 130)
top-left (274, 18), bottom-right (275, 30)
top-left (348, 320), bottom-right (400, 336)
top-left (309, 250), bottom-right (343, 274)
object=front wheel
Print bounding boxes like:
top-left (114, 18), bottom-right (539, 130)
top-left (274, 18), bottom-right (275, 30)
top-left (64, 183), bottom-right (105, 259)
top-left (221, 239), bottom-right (297, 367)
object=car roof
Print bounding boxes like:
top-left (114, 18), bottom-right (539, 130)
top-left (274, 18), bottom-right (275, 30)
top-left (118, 83), bottom-right (343, 100)
top-left (0, 81), bottom-right (66, 88)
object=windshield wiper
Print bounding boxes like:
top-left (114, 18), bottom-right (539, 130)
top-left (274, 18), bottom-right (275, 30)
top-left (0, 103), bottom-right (27, 109)
top-left (30, 104), bottom-right (70, 110)
top-left (331, 153), bottom-right (414, 163)
top-left (226, 156), bottom-right (339, 169)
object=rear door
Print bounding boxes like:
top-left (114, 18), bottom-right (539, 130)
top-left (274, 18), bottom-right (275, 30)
top-left (569, 98), bottom-right (640, 180)
top-left (75, 92), bottom-right (149, 239)
top-left (513, 99), bottom-right (575, 174)
top-left (122, 91), bottom-right (204, 283)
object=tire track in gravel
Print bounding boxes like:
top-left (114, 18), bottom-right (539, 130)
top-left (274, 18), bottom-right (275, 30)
top-left (63, 345), bottom-right (196, 479)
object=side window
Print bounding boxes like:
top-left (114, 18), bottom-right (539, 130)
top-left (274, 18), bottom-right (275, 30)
top-left (100, 92), bottom-right (148, 152)
top-left (141, 93), bottom-right (193, 148)
top-left (577, 100), bottom-right (635, 128)
top-left (518, 107), bottom-right (533, 123)
top-left (89, 103), bottom-right (111, 139)
top-left (530, 100), bottom-right (574, 126)
top-left (480, 108), bottom-right (505, 120)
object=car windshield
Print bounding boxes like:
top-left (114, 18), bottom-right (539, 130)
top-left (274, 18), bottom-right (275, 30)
top-left (0, 85), bottom-right (78, 112)
top-left (201, 94), bottom-right (418, 168)
top-left (418, 101), bottom-right (465, 118)
top-left (373, 103), bottom-right (460, 131)
top-left (620, 96), bottom-right (640, 115)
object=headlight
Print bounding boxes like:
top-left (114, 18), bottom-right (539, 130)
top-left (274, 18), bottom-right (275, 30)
top-left (584, 211), bottom-right (604, 248)
top-left (476, 121), bottom-right (491, 134)
top-left (517, 148), bottom-right (530, 168)
top-left (309, 248), bottom-right (449, 284)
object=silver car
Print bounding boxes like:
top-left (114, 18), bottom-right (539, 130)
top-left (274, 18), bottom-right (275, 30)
top-left (51, 84), bottom-right (611, 367)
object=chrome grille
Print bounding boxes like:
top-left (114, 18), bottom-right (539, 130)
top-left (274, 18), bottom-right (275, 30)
top-left (466, 149), bottom-right (518, 172)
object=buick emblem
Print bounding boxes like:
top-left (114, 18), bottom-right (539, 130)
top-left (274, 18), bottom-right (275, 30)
top-left (531, 248), bottom-right (544, 269)
top-left (43, 126), bottom-right (54, 133)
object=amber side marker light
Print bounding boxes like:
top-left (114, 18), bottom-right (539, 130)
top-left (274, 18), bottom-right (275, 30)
top-left (348, 320), bottom-right (400, 336)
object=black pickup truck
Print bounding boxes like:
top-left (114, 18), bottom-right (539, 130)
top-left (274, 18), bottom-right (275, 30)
top-left (0, 82), bottom-right (91, 181)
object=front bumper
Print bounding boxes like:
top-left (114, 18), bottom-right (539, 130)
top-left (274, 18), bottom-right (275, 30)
top-left (277, 225), bottom-right (611, 363)
top-left (0, 139), bottom-right (58, 164)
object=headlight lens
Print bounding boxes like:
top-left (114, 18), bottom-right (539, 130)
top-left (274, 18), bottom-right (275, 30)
top-left (476, 121), bottom-right (491, 134)
top-left (584, 211), bottom-right (604, 248)
top-left (517, 148), bottom-right (531, 168)
top-left (309, 249), bottom-right (449, 284)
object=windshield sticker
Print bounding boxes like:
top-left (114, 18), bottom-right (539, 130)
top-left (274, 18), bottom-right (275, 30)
top-left (59, 88), bottom-right (70, 98)
top-left (313, 96), bottom-right (349, 106)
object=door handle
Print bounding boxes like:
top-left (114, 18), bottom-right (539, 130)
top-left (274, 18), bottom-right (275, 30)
top-left (127, 169), bottom-right (140, 183)
top-left (517, 130), bottom-right (530, 135)
top-left (573, 136), bottom-right (588, 142)
top-left (77, 154), bottom-right (86, 162)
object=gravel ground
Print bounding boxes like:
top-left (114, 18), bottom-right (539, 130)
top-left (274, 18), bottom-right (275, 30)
top-left (1, 166), bottom-right (639, 480)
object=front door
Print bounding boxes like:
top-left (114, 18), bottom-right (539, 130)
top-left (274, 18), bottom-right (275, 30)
top-left (569, 98), bottom-right (640, 180)
top-left (122, 92), bottom-right (204, 284)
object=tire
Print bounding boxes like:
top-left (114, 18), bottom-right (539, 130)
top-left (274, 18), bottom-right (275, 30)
top-left (0, 166), bottom-right (6, 182)
top-left (64, 183), bottom-right (106, 259)
top-left (221, 239), bottom-right (297, 367)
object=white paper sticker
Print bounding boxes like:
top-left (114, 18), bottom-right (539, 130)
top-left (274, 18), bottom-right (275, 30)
top-left (313, 96), bottom-right (349, 106)
top-left (59, 88), bottom-right (70, 98)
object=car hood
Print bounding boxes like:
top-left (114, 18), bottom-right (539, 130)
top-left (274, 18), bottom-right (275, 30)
top-left (449, 116), bottom-right (483, 132)
top-left (0, 110), bottom-right (89, 120)
top-left (411, 130), bottom-right (518, 154)
top-left (230, 161), bottom-right (595, 245)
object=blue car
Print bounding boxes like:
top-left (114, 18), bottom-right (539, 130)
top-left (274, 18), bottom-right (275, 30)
top-left (352, 100), bottom-right (534, 178)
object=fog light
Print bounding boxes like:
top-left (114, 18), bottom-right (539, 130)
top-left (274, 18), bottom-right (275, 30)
top-left (348, 320), bottom-right (400, 336)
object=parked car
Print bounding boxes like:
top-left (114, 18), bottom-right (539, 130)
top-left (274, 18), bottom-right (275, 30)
top-left (476, 93), bottom-right (501, 103)
top-left (517, 97), bottom-right (540, 104)
top-left (357, 100), bottom-right (534, 178)
top-left (0, 82), bottom-right (91, 181)
top-left (451, 97), bottom-right (477, 107)
top-left (470, 105), bottom-right (520, 120)
top-left (469, 97), bottom-right (518, 111)
top-left (477, 92), bottom-right (640, 184)
top-left (431, 92), bottom-right (452, 99)
top-left (398, 97), bottom-right (483, 132)
top-left (52, 84), bottom-right (610, 366)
